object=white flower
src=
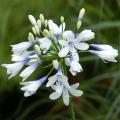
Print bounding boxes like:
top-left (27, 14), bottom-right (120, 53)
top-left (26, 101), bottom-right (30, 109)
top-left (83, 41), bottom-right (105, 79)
top-left (48, 20), bottom-right (65, 35)
top-left (46, 68), bottom-right (69, 89)
top-left (2, 60), bottom-right (28, 79)
top-left (58, 30), bottom-right (91, 57)
top-left (65, 52), bottom-right (83, 76)
top-left (77, 30), bottom-right (95, 42)
top-left (20, 76), bottom-right (47, 97)
top-left (70, 61), bottom-right (83, 76)
top-left (11, 51), bottom-right (35, 62)
top-left (38, 37), bottom-right (52, 53)
top-left (11, 41), bottom-right (33, 53)
top-left (89, 44), bottom-right (118, 62)
top-left (49, 83), bottom-right (83, 106)
top-left (20, 62), bottom-right (40, 81)
top-left (91, 44), bottom-right (117, 51)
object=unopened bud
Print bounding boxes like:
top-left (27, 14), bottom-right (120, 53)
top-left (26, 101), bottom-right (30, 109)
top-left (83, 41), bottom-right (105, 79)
top-left (60, 16), bottom-right (64, 23)
top-left (77, 21), bottom-right (82, 30)
top-left (52, 60), bottom-right (59, 69)
top-left (32, 27), bottom-right (37, 35)
top-left (28, 32), bottom-right (34, 41)
top-left (28, 15), bottom-right (37, 25)
top-left (78, 8), bottom-right (85, 20)
top-left (43, 29), bottom-right (50, 36)
top-left (35, 25), bottom-right (40, 34)
top-left (44, 19), bottom-right (48, 27)
top-left (37, 20), bottom-right (41, 29)
top-left (39, 14), bottom-right (44, 24)
top-left (34, 45), bottom-right (41, 54)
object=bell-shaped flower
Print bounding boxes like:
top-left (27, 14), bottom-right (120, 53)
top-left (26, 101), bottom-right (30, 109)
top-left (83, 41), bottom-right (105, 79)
top-left (38, 37), bottom-right (52, 53)
top-left (11, 41), bottom-right (34, 53)
top-left (46, 68), bottom-right (69, 89)
top-left (20, 76), bottom-right (47, 97)
top-left (65, 52), bottom-right (83, 76)
top-left (70, 61), bottom-right (83, 76)
top-left (2, 60), bottom-right (29, 79)
top-left (76, 30), bottom-right (95, 42)
top-left (48, 20), bottom-right (65, 35)
top-left (11, 51), bottom-right (35, 62)
top-left (20, 62), bottom-right (40, 81)
top-left (58, 30), bottom-right (92, 57)
top-left (89, 44), bottom-right (118, 62)
top-left (49, 83), bottom-right (83, 106)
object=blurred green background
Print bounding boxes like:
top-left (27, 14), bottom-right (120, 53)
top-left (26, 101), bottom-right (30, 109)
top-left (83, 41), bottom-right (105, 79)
top-left (0, 0), bottom-right (120, 120)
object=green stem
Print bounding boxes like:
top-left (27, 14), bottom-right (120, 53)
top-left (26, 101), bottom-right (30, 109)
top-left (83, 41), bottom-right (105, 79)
top-left (60, 60), bottom-right (76, 120)
top-left (47, 67), bottom-right (54, 77)
top-left (69, 98), bottom-right (76, 120)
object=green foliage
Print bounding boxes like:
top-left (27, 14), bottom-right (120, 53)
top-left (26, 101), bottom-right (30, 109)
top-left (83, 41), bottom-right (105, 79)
top-left (0, 0), bottom-right (120, 119)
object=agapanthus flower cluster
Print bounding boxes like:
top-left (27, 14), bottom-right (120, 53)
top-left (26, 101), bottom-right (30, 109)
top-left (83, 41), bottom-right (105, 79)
top-left (2, 8), bottom-right (118, 106)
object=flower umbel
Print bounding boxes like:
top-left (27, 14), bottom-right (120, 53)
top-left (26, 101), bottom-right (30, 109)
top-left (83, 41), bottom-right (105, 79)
top-left (2, 8), bottom-right (118, 106)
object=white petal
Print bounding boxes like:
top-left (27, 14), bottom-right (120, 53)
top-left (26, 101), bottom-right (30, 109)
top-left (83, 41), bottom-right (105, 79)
top-left (20, 62), bottom-right (39, 80)
top-left (55, 84), bottom-right (64, 93)
top-left (48, 20), bottom-right (59, 34)
top-left (74, 42), bottom-right (89, 50)
top-left (63, 30), bottom-right (75, 40)
top-left (58, 46), bottom-right (69, 57)
top-left (65, 58), bottom-right (71, 66)
top-left (38, 37), bottom-right (51, 53)
top-left (2, 61), bottom-right (27, 79)
top-left (11, 51), bottom-right (35, 62)
top-left (11, 42), bottom-right (32, 53)
top-left (91, 44), bottom-right (114, 50)
top-left (63, 88), bottom-right (69, 106)
top-left (77, 30), bottom-right (95, 42)
top-left (46, 74), bottom-right (57, 87)
top-left (49, 92), bottom-right (61, 100)
top-left (51, 85), bottom-right (57, 90)
top-left (58, 40), bottom-right (68, 46)
top-left (70, 89), bottom-right (83, 97)
top-left (70, 83), bottom-right (79, 90)
top-left (11, 54), bottom-right (25, 62)
top-left (70, 61), bottom-right (83, 75)
top-left (89, 50), bottom-right (118, 62)
top-left (69, 68), bottom-right (77, 76)
top-left (71, 51), bottom-right (79, 62)
top-left (24, 91), bottom-right (34, 97)
top-left (58, 75), bottom-right (70, 89)
top-left (59, 22), bottom-right (66, 33)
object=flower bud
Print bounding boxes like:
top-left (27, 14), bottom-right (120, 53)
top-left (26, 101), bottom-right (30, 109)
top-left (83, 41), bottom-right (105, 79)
top-left (39, 14), bottom-right (44, 24)
top-left (77, 21), bottom-right (82, 30)
top-left (43, 29), bottom-right (50, 36)
top-left (35, 25), bottom-right (40, 34)
top-left (34, 45), bottom-right (41, 54)
top-left (28, 32), bottom-right (34, 41)
top-left (37, 20), bottom-right (41, 29)
top-left (60, 16), bottom-right (64, 23)
top-left (32, 27), bottom-right (37, 35)
top-left (78, 8), bottom-right (85, 20)
top-left (28, 15), bottom-right (37, 25)
top-left (44, 19), bottom-right (48, 27)
top-left (52, 60), bottom-right (59, 69)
